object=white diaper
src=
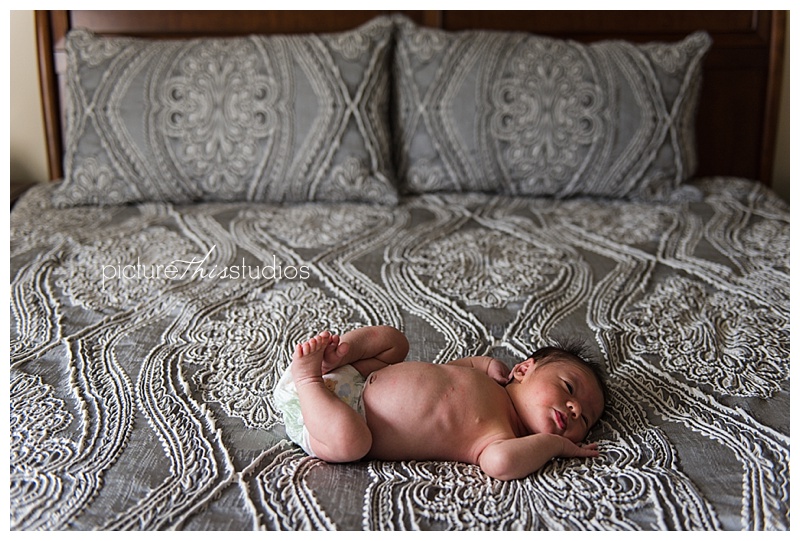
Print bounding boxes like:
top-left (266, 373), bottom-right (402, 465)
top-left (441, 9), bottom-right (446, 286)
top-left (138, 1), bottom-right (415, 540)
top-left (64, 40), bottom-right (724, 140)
top-left (272, 364), bottom-right (366, 457)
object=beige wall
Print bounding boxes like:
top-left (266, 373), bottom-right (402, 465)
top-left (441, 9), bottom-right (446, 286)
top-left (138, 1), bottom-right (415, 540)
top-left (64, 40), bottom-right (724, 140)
top-left (10, 10), bottom-right (49, 185)
top-left (9, 10), bottom-right (790, 202)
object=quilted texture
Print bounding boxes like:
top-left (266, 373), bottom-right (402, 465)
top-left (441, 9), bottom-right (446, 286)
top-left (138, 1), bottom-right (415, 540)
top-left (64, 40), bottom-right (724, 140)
top-left (53, 18), bottom-right (398, 206)
top-left (10, 179), bottom-right (789, 530)
top-left (393, 18), bottom-right (711, 200)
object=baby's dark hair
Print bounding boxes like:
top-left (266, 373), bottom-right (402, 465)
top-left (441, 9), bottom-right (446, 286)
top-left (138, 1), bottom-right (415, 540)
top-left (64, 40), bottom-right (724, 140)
top-left (529, 338), bottom-right (609, 407)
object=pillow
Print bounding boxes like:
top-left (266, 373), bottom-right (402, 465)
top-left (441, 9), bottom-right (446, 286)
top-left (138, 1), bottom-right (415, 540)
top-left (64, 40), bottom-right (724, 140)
top-left (393, 18), bottom-right (711, 200)
top-left (53, 17), bottom-right (398, 207)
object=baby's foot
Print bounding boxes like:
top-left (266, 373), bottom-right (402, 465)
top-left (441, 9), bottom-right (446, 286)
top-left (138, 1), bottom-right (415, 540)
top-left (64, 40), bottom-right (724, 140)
top-left (291, 331), bottom-right (331, 387)
top-left (322, 334), bottom-right (350, 373)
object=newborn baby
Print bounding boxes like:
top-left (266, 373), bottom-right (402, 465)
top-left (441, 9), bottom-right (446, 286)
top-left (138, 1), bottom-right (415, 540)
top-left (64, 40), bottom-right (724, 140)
top-left (273, 325), bottom-right (606, 480)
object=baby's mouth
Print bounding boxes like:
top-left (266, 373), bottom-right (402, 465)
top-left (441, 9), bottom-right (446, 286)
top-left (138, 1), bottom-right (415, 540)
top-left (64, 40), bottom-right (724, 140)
top-left (554, 410), bottom-right (566, 431)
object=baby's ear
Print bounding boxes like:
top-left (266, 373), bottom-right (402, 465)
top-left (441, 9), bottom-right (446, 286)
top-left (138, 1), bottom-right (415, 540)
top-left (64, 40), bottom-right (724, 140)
top-left (510, 358), bottom-right (535, 382)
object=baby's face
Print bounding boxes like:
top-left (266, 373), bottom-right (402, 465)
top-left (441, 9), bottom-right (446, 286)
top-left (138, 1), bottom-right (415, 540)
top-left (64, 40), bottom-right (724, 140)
top-left (512, 358), bottom-right (604, 443)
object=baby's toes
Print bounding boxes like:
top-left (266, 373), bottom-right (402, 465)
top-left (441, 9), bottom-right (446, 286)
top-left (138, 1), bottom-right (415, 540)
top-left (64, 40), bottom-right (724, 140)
top-left (325, 338), bottom-right (339, 357)
top-left (334, 341), bottom-right (350, 359)
top-left (308, 337), bottom-right (322, 354)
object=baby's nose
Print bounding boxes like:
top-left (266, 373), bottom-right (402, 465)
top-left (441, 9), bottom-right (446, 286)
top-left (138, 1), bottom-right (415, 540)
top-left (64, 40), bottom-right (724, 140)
top-left (567, 400), bottom-right (581, 418)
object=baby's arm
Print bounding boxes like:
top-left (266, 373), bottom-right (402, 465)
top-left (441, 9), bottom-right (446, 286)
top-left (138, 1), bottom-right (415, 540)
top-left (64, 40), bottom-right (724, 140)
top-left (478, 434), bottom-right (600, 481)
top-left (322, 325), bottom-right (409, 377)
top-left (448, 356), bottom-right (510, 385)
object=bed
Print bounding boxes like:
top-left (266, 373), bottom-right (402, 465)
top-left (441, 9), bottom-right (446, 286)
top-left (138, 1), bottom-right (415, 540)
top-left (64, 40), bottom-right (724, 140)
top-left (11, 10), bottom-right (788, 530)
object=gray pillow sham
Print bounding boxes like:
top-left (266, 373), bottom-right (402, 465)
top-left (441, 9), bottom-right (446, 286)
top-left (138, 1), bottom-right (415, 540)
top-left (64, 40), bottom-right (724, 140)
top-left (53, 17), bottom-right (398, 207)
top-left (393, 18), bottom-right (712, 200)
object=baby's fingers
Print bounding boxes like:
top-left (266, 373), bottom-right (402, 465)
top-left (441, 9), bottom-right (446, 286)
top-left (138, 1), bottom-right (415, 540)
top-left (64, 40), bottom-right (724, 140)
top-left (577, 442), bottom-right (600, 457)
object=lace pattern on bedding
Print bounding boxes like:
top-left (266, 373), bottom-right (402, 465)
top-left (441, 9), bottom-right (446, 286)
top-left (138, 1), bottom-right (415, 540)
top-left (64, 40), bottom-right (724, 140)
top-left (9, 179), bottom-right (789, 530)
top-left (53, 18), bottom-right (398, 207)
top-left (393, 21), bottom-right (711, 200)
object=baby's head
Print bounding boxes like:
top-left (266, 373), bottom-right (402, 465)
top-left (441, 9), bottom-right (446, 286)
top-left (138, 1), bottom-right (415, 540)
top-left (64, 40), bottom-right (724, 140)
top-left (507, 341), bottom-right (607, 443)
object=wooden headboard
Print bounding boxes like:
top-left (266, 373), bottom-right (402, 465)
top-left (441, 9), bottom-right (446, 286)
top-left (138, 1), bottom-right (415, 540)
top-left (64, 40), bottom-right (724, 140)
top-left (35, 10), bottom-right (786, 186)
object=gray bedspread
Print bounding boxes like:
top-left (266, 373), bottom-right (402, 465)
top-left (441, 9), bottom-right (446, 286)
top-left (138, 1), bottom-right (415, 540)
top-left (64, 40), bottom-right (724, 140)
top-left (10, 178), bottom-right (789, 530)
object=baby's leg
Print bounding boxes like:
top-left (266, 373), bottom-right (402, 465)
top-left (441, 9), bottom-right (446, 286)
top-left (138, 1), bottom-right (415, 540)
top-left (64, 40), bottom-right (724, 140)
top-left (291, 331), bottom-right (372, 462)
top-left (321, 325), bottom-right (409, 377)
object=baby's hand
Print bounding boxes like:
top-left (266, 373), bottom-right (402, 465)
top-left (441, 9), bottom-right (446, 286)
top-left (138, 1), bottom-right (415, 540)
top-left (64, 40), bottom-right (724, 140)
top-left (557, 437), bottom-right (600, 459)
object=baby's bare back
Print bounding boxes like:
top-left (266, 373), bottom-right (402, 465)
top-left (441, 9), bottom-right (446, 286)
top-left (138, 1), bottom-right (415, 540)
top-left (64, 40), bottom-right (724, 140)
top-left (362, 361), bottom-right (518, 465)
